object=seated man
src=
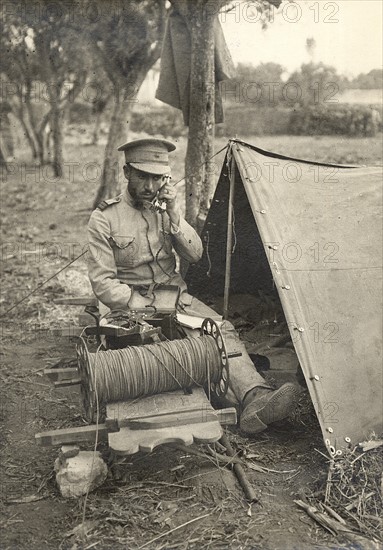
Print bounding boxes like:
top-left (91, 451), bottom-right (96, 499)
top-left (87, 138), bottom-right (299, 434)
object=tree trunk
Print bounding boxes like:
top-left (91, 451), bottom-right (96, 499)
top-left (91, 95), bottom-right (110, 146)
top-left (93, 71), bottom-right (147, 209)
top-left (0, 136), bottom-right (8, 170)
top-left (92, 88), bottom-right (133, 208)
top-left (183, 6), bottom-right (215, 229)
top-left (11, 93), bottom-right (43, 162)
top-left (91, 110), bottom-right (102, 145)
top-left (23, 85), bottom-right (46, 164)
top-left (17, 108), bottom-right (38, 160)
top-left (50, 103), bottom-right (63, 177)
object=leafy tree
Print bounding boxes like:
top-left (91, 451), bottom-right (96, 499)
top-left (228, 62), bottom-right (285, 106)
top-left (236, 62), bottom-right (284, 83)
top-left (28, 1), bottom-right (88, 176)
top-left (0, 16), bottom-right (47, 163)
top-left (348, 69), bottom-right (383, 90)
top-left (1, 0), bottom-right (87, 174)
top-left (88, 0), bottom-right (168, 207)
top-left (285, 62), bottom-right (346, 107)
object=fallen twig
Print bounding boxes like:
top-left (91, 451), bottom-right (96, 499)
top-left (175, 444), bottom-right (242, 467)
top-left (220, 433), bottom-right (259, 503)
top-left (6, 376), bottom-right (50, 388)
top-left (321, 502), bottom-right (347, 524)
top-left (345, 492), bottom-right (375, 512)
top-left (137, 512), bottom-right (211, 549)
top-left (359, 440), bottom-right (383, 452)
top-left (118, 480), bottom-right (190, 490)
top-left (7, 494), bottom-right (45, 504)
top-left (295, 499), bottom-right (381, 550)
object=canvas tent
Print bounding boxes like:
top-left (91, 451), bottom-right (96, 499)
top-left (186, 139), bottom-right (382, 456)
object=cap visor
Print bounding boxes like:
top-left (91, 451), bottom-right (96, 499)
top-left (129, 162), bottom-right (171, 176)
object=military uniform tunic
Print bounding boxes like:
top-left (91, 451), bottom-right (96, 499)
top-left (87, 189), bottom-right (203, 310)
top-left (87, 187), bottom-right (270, 406)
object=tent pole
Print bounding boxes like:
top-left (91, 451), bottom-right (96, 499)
top-left (223, 152), bottom-right (235, 320)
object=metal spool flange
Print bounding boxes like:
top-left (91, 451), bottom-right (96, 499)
top-left (200, 318), bottom-right (229, 398)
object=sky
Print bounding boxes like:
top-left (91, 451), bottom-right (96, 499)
top-left (221, 0), bottom-right (382, 78)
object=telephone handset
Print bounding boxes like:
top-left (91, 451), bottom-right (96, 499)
top-left (151, 174), bottom-right (172, 212)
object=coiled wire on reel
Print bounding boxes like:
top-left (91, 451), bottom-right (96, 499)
top-left (77, 318), bottom-right (229, 421)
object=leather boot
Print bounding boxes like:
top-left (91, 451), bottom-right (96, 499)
top-left (240, 383), bottom-right (300, 434)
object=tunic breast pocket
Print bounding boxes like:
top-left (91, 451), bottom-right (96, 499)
top-left (109, 236), bottom-right (138, 268)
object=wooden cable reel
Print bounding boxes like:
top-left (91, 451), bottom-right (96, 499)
top-left (76, 318), bottom-right (230, 422)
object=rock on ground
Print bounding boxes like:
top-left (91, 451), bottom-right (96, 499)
top-left (55, 450), bottom-right (108, 498)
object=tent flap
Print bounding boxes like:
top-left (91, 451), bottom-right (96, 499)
top-left (187, 139), bottom-right (382, 455)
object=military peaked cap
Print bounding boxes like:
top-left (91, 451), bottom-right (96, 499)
top-left (117, 138), bottom-right (176, 175)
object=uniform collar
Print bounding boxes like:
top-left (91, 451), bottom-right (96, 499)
top-left (124, 187), bottom-right (135, 207)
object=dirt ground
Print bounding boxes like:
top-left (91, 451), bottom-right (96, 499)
top-left (0, 133), bottom-right (382, 549)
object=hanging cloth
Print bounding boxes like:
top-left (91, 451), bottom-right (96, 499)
top-left (155, 10), bottom-right (235, 125)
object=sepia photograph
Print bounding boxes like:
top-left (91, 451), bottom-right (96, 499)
top-left (0, 1), bottom-right (382, 548)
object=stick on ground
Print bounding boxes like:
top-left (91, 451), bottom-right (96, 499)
top-left (220, 433), bottom-right (259, 503)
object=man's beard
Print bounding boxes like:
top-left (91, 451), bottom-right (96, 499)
top-left (128, 186), bottom-right (156, 211)
top-left (132, 197), bottom-right (155, 211)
